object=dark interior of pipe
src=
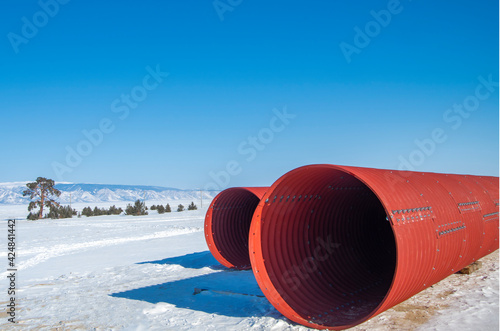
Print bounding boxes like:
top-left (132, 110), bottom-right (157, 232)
top-left (259, 167), bottom-right (397, 326)
top-left (211, 188), bottom-right (261, 269)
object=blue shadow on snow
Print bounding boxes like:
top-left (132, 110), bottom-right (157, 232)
top-left (111, 252), bottom-right (281, 319)
top-left (137, 251), bottom-right (222, 269)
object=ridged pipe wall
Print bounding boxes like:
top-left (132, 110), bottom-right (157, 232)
top-left (205, 187), bottom-right (267, 270)
top-left (248, 164), bottom-right (498, 329)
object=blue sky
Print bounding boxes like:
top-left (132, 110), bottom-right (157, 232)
top-left (1, 0), bottom-right (498, 189)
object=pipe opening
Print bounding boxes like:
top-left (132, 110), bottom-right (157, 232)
top-left (256, 166), bottom-right (396, 327)
top-left (206, 188), bottom-right (261, 269)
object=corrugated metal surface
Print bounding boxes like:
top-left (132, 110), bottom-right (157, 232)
top-left (205, 187), bottom-right (267, 270)
top-left (248, 164), bottom-right (498, 329)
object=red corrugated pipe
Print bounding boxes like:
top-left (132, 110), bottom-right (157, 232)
top-left (205, 187), bottom-right (267, 269)
top-left (249, 164), bottom-right (498, 329)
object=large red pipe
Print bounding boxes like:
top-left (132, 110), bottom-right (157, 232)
top-left (249, 165), bottom-right (498, 329)
top-left (205, 187), bottom-right (267, 269)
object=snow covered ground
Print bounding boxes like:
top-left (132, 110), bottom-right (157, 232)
top-left (0, 202), bottom-right (498, 330)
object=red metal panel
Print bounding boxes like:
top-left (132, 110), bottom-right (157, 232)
top-left (248, 164), bottom-right (499, 330)
top-left (204, 187), bottom-right (267, 270)
top-left (472, 176), bottom-right (500, 257)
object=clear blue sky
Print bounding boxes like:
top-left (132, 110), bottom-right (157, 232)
top-left (1, 0), bottom-right (498, 189)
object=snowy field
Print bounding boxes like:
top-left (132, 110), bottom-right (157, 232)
top-left (0, 202), bottom-right (498, 330)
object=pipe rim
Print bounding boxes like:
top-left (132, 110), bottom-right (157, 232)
top-left (205, 187), bottom-right (266, 270)
top-left (249, 164), bottom-right (398, 329)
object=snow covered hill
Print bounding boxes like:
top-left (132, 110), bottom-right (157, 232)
top-left (0, 182), bottom-right (218, 205)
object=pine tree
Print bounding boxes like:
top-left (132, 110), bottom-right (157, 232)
top-left (46, 205), bottom-right (76, 219)
top-left (46, 205), bottom-right (60, 219)
top-left (165, 203), bottom-right (171, 213)
top-left (125, 200), bottom-right (148, 216)
top-left (93, 206), bottom-right (103, 216)
top-left (60, 205), bottom-right (76, 218)
top-left (82, 206), bottom-right (93, 217)
top-left (187, 201), bottom-right (198, 210)
top-left (157, 204), bottom-right (165, 214)
top-left (177, 204), bottom-right (185, 212)
top-left (125, 204), bottom-right (134, 215)
top-left (109, 205), bottom-right (123, 215)
top-left (23, 177), bottom-right (61, 220)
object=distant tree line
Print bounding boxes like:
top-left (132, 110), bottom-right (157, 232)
top-left (22, 175), bottom-right (202, 221)
top-left (81, 205), bottom-right (123, 217)
top-left (151, 201), bottom-right (197, 213)
top-left (150, 203), bottom-right (172, 214)
top-left (28, 204), bottom-right (77, 220)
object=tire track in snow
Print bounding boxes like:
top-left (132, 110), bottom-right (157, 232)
top-left (1, 227), bottom-right (201, 276)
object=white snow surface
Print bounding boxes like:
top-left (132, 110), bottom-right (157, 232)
top-left (0, 202), bottom-right (498, 330)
